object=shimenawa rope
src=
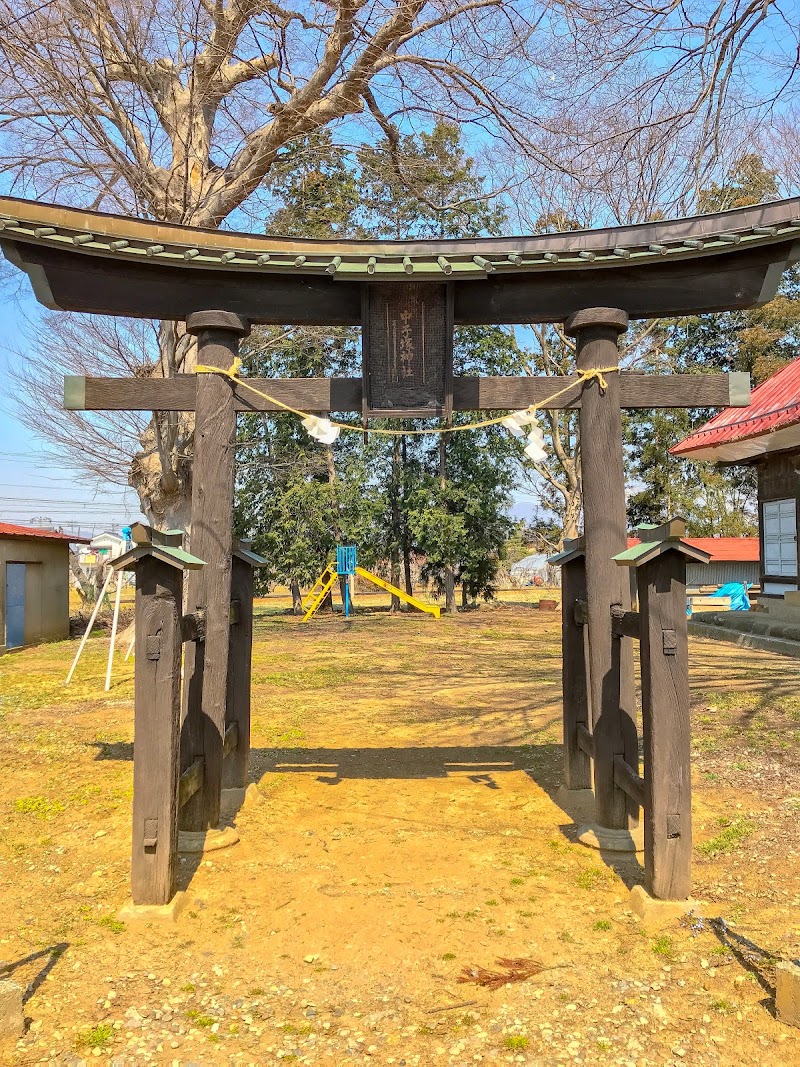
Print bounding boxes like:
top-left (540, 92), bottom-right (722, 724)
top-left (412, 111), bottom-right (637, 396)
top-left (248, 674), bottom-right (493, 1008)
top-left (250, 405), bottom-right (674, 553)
top-left (194, 359), bottom-right (619, 437)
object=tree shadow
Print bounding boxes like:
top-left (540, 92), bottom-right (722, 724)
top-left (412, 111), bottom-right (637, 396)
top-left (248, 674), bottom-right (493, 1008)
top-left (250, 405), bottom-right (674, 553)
top-left (703, 916), bottom-right (786, 1017)
top-left (91, 740), bottom-right (134, 761)
top-left (0, 943), bottom-right (69, 1005)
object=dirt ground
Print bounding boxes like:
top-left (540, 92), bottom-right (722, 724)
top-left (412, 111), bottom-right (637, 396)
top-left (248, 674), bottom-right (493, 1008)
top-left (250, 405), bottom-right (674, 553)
top-left (1, 600), bottom-right (799, 1066)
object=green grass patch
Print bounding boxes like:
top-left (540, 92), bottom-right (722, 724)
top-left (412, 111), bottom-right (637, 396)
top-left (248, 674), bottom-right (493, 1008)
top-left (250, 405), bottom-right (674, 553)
top-left (574, 867), bottom-right (610, 890)
top-left (75, 1023), bottom-right (113, 1050)
top-left (97, 915), bottom-right (126, 934)
top-left (593, 919), bottom-right (612, 931)
top-left (503, 1035), bottom-right (529, 1050)
top-left (696, 816), bottom-right (755, 857)
top-left (711, 998), bottom-right (734, 1013)
top-left (253, 662), bottom-right (366, 690)
top-left (651, 935), bottom-right (675, 958)
top-left (186, 1010), bottom-right (215, 1028)
top-left (282, 1022), bottom-right (313, 1036)
top-left (702, 690), bottom-right (762, 714)
top-left (13, 796), bottom-right (65, 820)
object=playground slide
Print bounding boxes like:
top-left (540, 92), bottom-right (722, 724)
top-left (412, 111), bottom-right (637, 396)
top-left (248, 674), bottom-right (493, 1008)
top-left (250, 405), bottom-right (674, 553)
top-left (354, 566), bottom-right (440, 618)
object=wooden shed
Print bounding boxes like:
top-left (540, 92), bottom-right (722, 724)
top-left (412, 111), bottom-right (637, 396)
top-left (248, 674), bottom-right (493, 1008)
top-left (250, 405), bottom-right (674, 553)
top-left (1, 522), bottom-right (90, 652)
top-left (672, 359), bottom-right (800, 599)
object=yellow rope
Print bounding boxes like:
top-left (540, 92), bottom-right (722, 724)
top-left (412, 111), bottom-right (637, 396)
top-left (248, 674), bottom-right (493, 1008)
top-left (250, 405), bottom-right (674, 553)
top-left (194, 361), bottom-right (620, 437)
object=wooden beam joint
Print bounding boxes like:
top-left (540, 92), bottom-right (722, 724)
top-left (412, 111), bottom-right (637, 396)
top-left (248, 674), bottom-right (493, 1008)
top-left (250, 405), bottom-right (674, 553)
top-left (182, 610), bottom-right (206, 643)
top-left (613, 754), bottom-right (645, 808)
top-left (576, 723), bottom-right (595, 758)
top-left (178, 758), bottom-right (204, 809)
top-left (223, 722), bottom-right (238, 759)
top-left (610, 605), bottom-right (640, 640)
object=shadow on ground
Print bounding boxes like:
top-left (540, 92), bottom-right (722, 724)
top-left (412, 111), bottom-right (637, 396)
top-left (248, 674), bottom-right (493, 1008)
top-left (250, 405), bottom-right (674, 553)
top-left (0, 943), bottom-right (68, 1004)
top-left (89, 737), bottom-right (645, 890)
top-left (255, 742), bottom-right (645, 888)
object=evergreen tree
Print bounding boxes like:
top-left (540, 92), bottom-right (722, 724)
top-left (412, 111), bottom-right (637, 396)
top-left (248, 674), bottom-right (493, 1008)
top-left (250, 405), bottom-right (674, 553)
top-left (626, 154), bottom-right (800, 534)
top-left (234, 123), bottom-right (523, 609)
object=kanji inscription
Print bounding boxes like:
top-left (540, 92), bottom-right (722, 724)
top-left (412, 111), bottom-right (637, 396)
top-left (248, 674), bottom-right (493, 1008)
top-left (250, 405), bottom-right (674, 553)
top-left (362, 283), bottom-right (452, 417)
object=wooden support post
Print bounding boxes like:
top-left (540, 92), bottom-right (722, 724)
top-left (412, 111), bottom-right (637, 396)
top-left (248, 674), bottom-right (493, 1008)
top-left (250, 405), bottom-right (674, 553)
top-left (223, 555), bottom-right (254, 789)
top-left (561, 555), bottom-right (591, 790)
top-left (131, 556), bottom-right (182, 906)
top-left (180, 310), bottom-right (250, 832)
top-left (565, 308), bottom-right (638, 831)
top-left (638, 550), bottom-right (692, 900)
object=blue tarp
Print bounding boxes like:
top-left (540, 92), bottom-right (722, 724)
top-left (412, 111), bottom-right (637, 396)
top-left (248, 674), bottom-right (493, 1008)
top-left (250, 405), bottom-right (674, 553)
top-left (710, 582), bottom-right (752, 611)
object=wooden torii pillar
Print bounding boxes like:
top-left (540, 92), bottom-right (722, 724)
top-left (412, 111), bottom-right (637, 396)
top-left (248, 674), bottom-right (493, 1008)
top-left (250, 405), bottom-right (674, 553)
top-left (564, 308), bottom-right (639, 843)
top-left (180, 311), bottom-right (250, 833)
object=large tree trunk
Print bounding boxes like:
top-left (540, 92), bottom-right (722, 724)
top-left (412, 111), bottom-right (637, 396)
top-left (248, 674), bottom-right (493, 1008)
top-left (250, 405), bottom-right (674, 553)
top-left (290, 579), bottom-right (303, 615)
top-left (129, 322), bottom-right (195, 530)
top-left (561, 485), bottom-right (583, 544)
top-left (68, 550), bottom-right (92, 606)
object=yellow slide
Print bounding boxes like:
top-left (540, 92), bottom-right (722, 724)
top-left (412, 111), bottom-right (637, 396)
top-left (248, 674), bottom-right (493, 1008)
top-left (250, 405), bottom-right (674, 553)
top-left (354, 566), bottom-right (440, 618)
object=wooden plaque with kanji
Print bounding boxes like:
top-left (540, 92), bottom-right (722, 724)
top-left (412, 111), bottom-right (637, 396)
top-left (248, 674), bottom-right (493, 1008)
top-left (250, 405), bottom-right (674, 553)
top-left (361, 283), bottom-right (453, 417)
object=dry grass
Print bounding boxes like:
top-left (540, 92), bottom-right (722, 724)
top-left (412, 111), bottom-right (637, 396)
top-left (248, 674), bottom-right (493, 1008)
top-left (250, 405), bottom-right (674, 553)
top-left (0, 606), bottom-right (798, 1065)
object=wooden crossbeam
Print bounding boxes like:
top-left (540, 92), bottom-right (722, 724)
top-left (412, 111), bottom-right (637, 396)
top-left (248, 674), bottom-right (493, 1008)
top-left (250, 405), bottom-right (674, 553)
top-left (223, 722), bottom-right (238, 759)
top-left (65, 371), bottom-right (749, 413)
top-left (610, 606), bottom-right (641, 640)
top-left (613, 754), bottom-right (645, 808)
top-left (178, 757), bottom-right (204, 809)
top-left (576, 723), bottom-right (595, 758)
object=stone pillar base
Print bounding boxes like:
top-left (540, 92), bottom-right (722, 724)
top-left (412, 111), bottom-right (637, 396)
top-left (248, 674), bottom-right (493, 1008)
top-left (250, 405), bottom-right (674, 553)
top-left (178, 825), bottom-right (240, 854)
top-left (776, 960), bottom-right (800, 1028)
top-left (577, 822), bottom-right (644, 852)
top-left (555, 785), bottom-right (596, 822)
top-left (629, 885), bottom-right (700, 926)
top-left (118, 890), bottom-right (188, 924)
top-left (220, 782), bottom-right (260, 819)
top-left (0, 980), bottom-right (24, 1042)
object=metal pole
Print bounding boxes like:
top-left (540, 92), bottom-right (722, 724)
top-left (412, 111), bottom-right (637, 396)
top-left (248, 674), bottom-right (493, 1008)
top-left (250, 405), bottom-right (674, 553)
top-left (104, 571), bottom-right (124, 691)
top-left (66, 566), bottom-right (114, 684)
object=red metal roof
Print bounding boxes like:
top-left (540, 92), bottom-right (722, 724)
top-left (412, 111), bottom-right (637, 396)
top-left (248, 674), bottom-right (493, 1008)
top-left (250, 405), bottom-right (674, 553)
top-left (627, 536), bottom-right (758, 562)
top-left (0, 522), bottom-right (90, 544)
top-left (671, 359), bottom-right (800, 462)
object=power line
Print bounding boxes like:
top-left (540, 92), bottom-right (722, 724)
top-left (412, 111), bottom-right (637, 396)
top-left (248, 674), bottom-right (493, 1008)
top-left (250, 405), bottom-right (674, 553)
top-left (0, 496), bottom-right (138, 506)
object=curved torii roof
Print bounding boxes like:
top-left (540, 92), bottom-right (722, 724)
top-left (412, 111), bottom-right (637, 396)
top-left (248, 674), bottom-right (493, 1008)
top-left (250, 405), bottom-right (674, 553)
top-left (1, 195), bottom-right (798, 325)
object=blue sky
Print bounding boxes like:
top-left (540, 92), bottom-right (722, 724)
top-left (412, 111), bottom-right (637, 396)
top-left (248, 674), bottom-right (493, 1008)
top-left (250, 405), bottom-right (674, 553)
top-left (0, 282), bottom-right (144, 537)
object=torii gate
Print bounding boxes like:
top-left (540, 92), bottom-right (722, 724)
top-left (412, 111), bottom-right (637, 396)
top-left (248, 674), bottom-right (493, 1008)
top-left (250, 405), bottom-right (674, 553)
top-left (2, 194), bottom-right (798, 913)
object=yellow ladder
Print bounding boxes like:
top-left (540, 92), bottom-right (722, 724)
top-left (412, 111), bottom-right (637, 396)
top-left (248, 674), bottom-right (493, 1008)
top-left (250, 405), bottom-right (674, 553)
top-left (301, 565), bottom-right (338, 622)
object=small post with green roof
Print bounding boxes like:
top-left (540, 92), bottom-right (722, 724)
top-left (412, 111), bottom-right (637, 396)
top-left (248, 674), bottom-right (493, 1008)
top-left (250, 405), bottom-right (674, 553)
top-left (113, 525), bottom-right (205, 908)
top-left (614, 518), bottom-right (709, 900)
